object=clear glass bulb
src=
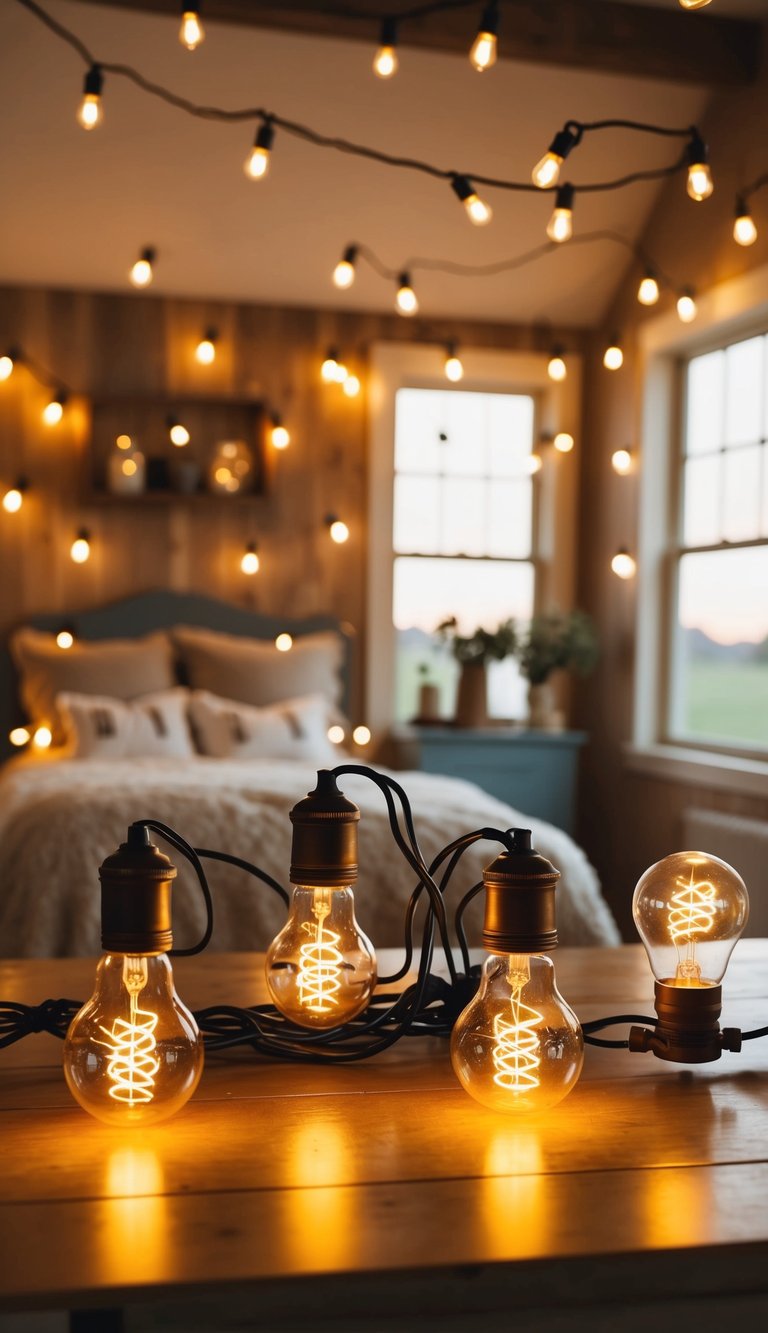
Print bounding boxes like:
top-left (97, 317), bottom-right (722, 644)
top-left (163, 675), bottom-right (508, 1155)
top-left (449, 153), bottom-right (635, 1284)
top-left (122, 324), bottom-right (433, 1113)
top-left (633, 851), bottom-right (748, 990)
top-left (333, 260), bottom-right (355, 289)
top-left (687, 162), bottom-right (713, 202)
top-left (373, 45), bottom-right (398, 78)
top-left (451, 953), bottom-right (583, 1114)
top-left (603, 344), bottom-right (624, 371)
top-left (532, 152), bottom-right (562, 189)
top-left (2, 487), bottom-right (23, 513)
top-left (677, 293), bottom-right (697, 323)
top-left (330, 519), bottom-right (349, 543)
top-left (130, 259), bottom-right (153, 288)
top-left (271, 423), bottom-right (290, 449)
top-left (733, 212), bottom-right (757, 247)
top-left (470, 31), bottom-right (497, 72)
top-left (611, 448), bottom-right (632, 475)
top-left (445, 355), bottom-right (464, 382)
top-left (321, 356), bottom-right (338, 382)
top-left (195, 338), bottom-right (216, 364)
top-left (637, 275), bottom-right (660, 305)
top-left (396, 283), bottom-right (418, 316)
top-left (241, 547), bottom-right (259, 575)
top-left (77, 94), bottom-right (103, 131)
top-left (169, 422), bottom-right (190, 446)
top-left (343, 375), bottom-right (360, 397)
top-left (546, 207), bottom-right (572, 243)
top-left (611, 549), bottom-right (635, 578)
top-left (266, 886), bottom-right (376, 1028)
top-left (547, 355), bottom-right (566, 382)
top-left (464, 193), bottom-right (492, 226)
top-left (64, 953), bottom-right (203, 1126)
top-left (43, 399), bottom-right (64, 426)
top-left (180, 11), bottom-right (205, 50)
top-left (70, 536), bottom-right (90, 564)
top-left (244, 146), bottom-right (270, 180)
top-left (553, 432), bottom-right (574, 453)
top-left (0, 354), bottom-right (14, 380)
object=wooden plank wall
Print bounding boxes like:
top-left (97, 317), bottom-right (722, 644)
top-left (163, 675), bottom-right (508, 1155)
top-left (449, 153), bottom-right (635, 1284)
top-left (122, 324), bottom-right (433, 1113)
top-left (0, 283), bottom-right (587, 722)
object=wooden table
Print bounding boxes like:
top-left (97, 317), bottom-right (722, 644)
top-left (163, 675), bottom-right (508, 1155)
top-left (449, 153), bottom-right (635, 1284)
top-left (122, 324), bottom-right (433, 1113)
top-left (1, 944), bottom-right (768, 1332)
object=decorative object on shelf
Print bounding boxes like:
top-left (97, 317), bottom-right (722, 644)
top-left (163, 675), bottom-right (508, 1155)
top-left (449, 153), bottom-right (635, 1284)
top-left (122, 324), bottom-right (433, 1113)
top-left (437, 616), bottom-right (517, 728)
top-left (208, 438), bottom-right (255, 495)
top-left (170, 455), bottom-right (202, 494)
top-left (415, 662), bottom-right (441, 723)
top-left (517, 611), bottom-right (598, 730)
top-left (107, 439), bottom-right (145, 496)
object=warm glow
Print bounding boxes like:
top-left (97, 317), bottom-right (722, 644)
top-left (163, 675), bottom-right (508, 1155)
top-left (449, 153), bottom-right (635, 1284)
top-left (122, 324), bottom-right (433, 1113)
top-left (352, 725), bottom-right (371, 746)
top-left (687, 162), bottom-right (714, 202)
top-left (327, 725), bottom-right (346, 745)
top-left (321, 355), bottom-right (339, 382)
top-left (547, 355), bottom-right (566, 382)
top-left (0, 355), bottom-right (14, 381)
top-left (470, 31), bottom-right (497, 71)
top-left (56, 631), bottom-right (74, 650)
top-left (9, 727), bottom-right (30, 748)
top-left (241, 547), bottom-right (260, 575)
top-left (42, 399), bottom-right (64, 426)
top-left (121, 458), bottom-right (138, 477)
top-left (679, 0), bottom-right (712, 9)
top-left (734, 212), bottom-right (758, 247)
top-left (333, 260), bottom-right (355, 289)
top-left (445, 354), bottom-right (464, 383)
top-left (101, 958), bottom-right (159, 1106)
top-left (116, 434), bottom-right (132, 451)
top-left (271, 423), bottom-right (290, 449)
top-left (195, 338), bottom-right (216, 365)
top-left (343, 375), bottom-right (361, 398)
top-left (395, 281), bottom-right (418, 316)
top-left (603, 344), bottom-right (624, 371)
top-left (611, 550), bottom-right (636, 579)
top-left (2, 488), bottom-right (23, 513)
top-left (464, 193), bottom-right (493, 226)
top-left (637, 275), bottom-right (660, 306)
top-left (33, 725), bottom-right (53, 750)
top-left (179, 10), bottom-right (205, 50)
top-left (668, 867), bottom-right (718, 984)
top-left (611, 448), bottom-right (633, 475)
top-left (677, 293), bottom-right (697, 323)
top-left (554, 432), bottom-right (574, 453)
top-left (373, 45), bottom-right (398, 78)
top-left (244, 146), bottom-right (270, 180)
top-left (77, 95), bottom-right (103, 131)
top-left (169, 423), bottom-right (190, 447)
top-left (528, 452), bottom-right (543, 475)
top-left (130, 258), bottom-right (153, 288)
top-left (546, 207), bottom-right (572, 243)
top-left (275, 633), bottom-right (293, 652)
top-left (71, 535), bottom-right (91, 564)
top-left (329, 519), bottom-right (349, 544)
top-left (296, 887), bottom-right (343, 1016)
top-left (532, 152), bottom-right (562, 190)
top-left (492, 958), bottom-right (542, 1094)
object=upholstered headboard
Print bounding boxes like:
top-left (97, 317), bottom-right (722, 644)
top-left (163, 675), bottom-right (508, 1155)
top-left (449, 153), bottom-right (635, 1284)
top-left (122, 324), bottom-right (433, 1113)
top-left (1, 590), bottom-right (355, 759)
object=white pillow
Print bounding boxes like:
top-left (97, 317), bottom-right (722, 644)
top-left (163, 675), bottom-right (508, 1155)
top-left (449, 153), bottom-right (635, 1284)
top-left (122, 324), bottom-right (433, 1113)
top-left (188, 690), bottom-right (343, 764)
top-left (57, 688), bottom-right (195, 759)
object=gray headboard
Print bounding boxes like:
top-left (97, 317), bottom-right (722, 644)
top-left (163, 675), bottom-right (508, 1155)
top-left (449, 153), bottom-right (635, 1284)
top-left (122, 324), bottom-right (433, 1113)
top-left (1, 589), bottom-right (355, 759)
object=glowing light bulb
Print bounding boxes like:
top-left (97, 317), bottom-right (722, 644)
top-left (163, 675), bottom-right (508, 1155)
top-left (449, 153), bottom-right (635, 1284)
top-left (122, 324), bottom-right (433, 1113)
top-left (528, 452), bottom-right (543, 475)
top-left (168, 421), bottom-right (190, 447)
top-left (321, 351), bottom-right (339, 382)
top-left (9, 727), bottom-right (30, 748)
top-left (2, 485), bottom-right (24, 514)
top-left (373, 19), bottom-right (399, 78)
top-left (244, 120), bottom-right (275, 180)
top-left (531, 127), bottom-right (579, 189)
top-left (130, 248), bottom-right (156, 288)
top-left (333, 245), bottom-right (358, 289)
top-left (70, 531), bottom-right (91, 564)
top-left (77, 66), bottom-right (104, 130)
top-left (0, 354), bottom-right (15, 381)
top-left (547, 351), bottom-right (567, 382)
top-left (679, 0), bottom-right (712, 9)
top-left (546, 184), bottom-right (574, 243)
top-left (451, 175), bottom-right (492, 226)
top-left (686, 137), bottom-right (713, 201)
top-left (329, 518), bottom-right (349, 544)
top-left (241, 543), bottom-right (259, 575)
top-left (57, 630), bottom-right (74, 650)
top-left (445, 347), bottom-right (464, 382)
top-left (270, 417), bottom-right (290, 449)
top-left (42, 396), bottom-right (65, 426)
top-left (116, 434), bottom-right (132, 451)
top-left (343, 375), bottom-right (360, 398)
top-left (267, 884), bottom-right (376, 1028)
top-left (733, 202), bottom-right (757, 247)
top-left (603, 341), bottom-right (624, 371)
top-left (275, 633), bottom-right (293, 652)
top-left (33, 725), bottom-right (52, 750)
top-left (611, 448), bottom-right (633, 475)
top-left (554, 432), bottom-right (574, 453)
top-left (195, 330), bottom-right (217, 364)
top-left (677, 290), bottom-right (697, 323)
top-left (634, 851), bottom-right (748, 991)
top-left (327, 725), bottom-right (346, 745)
top-left (469, 3), bottom-right (499, 71)
top-left (121, 458), bottom-right (138, 477)
top-left (611, 549), bottom-right (636, 579)
top-left (352, 725), bottom-right (371, 746)
top-left (395, 272), bottom-right (418, 316)
top-left (179, 6), bottom-right (205, 50)
top-left (637, 273), bottom-right (660, 306)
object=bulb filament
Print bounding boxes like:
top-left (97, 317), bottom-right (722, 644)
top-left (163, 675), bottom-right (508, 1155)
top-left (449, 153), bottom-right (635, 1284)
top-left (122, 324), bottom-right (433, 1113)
top-left (492, 956), bottom-right (542, 1094)
top-left (298, 889), bottom-right (343, 1014)
top-left (97, 958), bottom-right (159, 1105)
top-left (668, 867), bottom-right (717, 983)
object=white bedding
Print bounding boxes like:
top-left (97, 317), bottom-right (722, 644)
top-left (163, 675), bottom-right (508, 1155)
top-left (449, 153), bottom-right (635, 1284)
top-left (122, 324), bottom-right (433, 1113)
top-left (0, 755), bottom-right (619, 957)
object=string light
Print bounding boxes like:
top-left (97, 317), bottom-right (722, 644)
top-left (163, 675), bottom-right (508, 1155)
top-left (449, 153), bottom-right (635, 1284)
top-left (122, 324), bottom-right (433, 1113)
top-left (76, 64), bottom-right (103, 130)
top-left (343, 375), bottom-right (361, 398)
top-left (57, 629), bottom-right (75, 649)
top-left (9, 727), bottom-right (30, 748)
top-left (179, 3), bottom-right (205, 51)
top-left (0, 351), bottom-right (16, 381)
top-left (546, 184), bottom-right (574, 243)
top-left (327, 724), bottom-right (346, 744)
top-left (167, 418), bottom-right (190, 447)
top-left (241, 542), bottom-right (260, 575)
top-left (450, 175), bottom-right (493, 226)
top-left (677, 288), bottom-right (698, 323)
top-left (321, 348), bottom-right (343, 383)
top-left (32, 725), bottom-right (52, 750)
top-left (733, 197), bottom-right (757, 246)
top-left (547, 347), bottom-right (567, 382)
top-left (395, 272), bottom-right (418, 316)
top-left (637, 271), bottom-right (660, 306)
top-left (333, 245), bottom-right (358, 289)
top-left (195, 328), bottom-right (217, 364)
top-left (373, 18), bottom-right (398, 79)
top-left (469, 2), bottom-right (499, 72)
top-left (686, 135), bottom-right (714, 201)
top-left (528, 452), bottom-right (543, 475)
top-left (2, 478), bottom-right (28, 513)
top-left (679, 1), bottom-right (712, 9)
top-left (611, 448), bottom-right (633, 475)
top-left (42, 393), bottom-right (66, 426)
top-left (326, 514), bottom-right (350, 544)
top-left (244, 119), bottom-right (275, 180)
top-left (129, 247), bottom-right (156, 288)
top-left (554, 432), bottom-right (574, 454)
top-left (270, 414), bottom-right (290, 449)
top-left (611, 549), bottom-right (636, 579)
top-left (275, 633), bottom-right (293, 652)
top-left (353, 725), bottom-right (371, 746)
top-left (70, 529), bottom-right (91, 564)
top-left (444, 344), bottom-right (464, 382)
top-left (532, 126), bottom-right (581, 190)
top-left (603, 339), bottom-right (624, 371)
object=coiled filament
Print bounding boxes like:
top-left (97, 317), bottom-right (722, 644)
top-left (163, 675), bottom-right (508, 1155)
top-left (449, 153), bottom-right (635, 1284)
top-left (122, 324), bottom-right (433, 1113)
top-left (492, 956), bottom-right (542, 1094)
top-left (669, 867), bottom-right (718, 983)
top-left (96, 956), bottom-right (159, 1105)
top-left (298, 890), bottom-right (343, 1014)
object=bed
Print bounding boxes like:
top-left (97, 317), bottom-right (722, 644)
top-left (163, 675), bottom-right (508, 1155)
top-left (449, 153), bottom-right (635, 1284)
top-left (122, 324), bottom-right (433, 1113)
top-left (0, 592), bottom-right (619, 957)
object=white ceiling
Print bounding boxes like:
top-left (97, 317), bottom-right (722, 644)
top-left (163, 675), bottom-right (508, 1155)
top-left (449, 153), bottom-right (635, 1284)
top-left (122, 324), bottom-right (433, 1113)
top-left (0, 0), bottom-right (716, 328)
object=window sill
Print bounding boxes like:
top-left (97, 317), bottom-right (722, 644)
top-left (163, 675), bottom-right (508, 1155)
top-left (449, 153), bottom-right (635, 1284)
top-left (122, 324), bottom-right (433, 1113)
top-left (623, 743), bottom-right (768, 799)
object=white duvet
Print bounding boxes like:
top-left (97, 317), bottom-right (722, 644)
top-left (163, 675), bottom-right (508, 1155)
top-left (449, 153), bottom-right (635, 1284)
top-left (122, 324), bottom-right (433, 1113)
top-left (0, 755), bottom-right (619, 957)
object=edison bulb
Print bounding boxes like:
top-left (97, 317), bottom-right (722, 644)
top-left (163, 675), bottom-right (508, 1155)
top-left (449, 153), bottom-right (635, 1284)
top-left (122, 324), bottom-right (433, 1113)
top-left (71, 535), bottom-right (91, 564)
top-left (275, 633), bottom-right (293, 652)
top-left (546, 205), bottom-right (572, 243)
top-left (637, 274), bottom-right (660, 306)
top-left (633, 851), bottom-right (748, 990)
top-left (266, 885), bottom-right (376, 1028)
top-left (244, 145), bottom-right (270, 179)
top-left (195, 337), bottom-right (216, 365)
top-left (611, 549), bottom-right (636, 579)
top-left (329, 519), bottom-right (349, 544)
top-left (603, 343), bottom-right (624, 371)
top-left (733, 210), bottom-right (757, 247)
top-left (547, 355), bottom-right (566, 382)
top-left (532, 153), bottom-right (563, 189)
top-left (445, 353), bottom-right (464, 383)
top-left (553, 432), bottom-right (574, 453)
top-left (77, 94), bottom-right (103, 130)
top-left (321, 354), bottom-right (339, 382)
top-left (241, 545), bottom-right (259, 575)
top-left (169, 422), bottom-right (190, 447)
top-left (0, 355), bottom-right (15, 381)
top-left (9, 727), bottom-right (30, 748)
top-left (327, 724), bottom-right (345, 745)
top-left (180, 9), bottom-right (205, 50)
top-left (33, 725), bottom-right (52, 749)
top-left (464, 193), bottom-right (492, 226)
top-left (271, 422), bottom-right (290, 449)
top-left (677, 292), bottom-right (697, 323)
top-left (687, 161), bottom-right (713, 202)
top-left (343, 375), bottom-right (360, 398)
top-left (352, 725), bottom-right (371, 746)
top-left (43, 399), bottom-right (64, 426)
top-left (2, 487), bottom-right (23, 514)
top-left (130, 257), bottom-right (153, 288)
top-left (451, 953), bottom-right (583, 1113)
top-left (57, 630), bottom-right (74, 650)
top-left (470, 30), bottom-right (497, 72)
top-left (64, 953), bottom-right (203, 1125)
top-left (395, 279), bottom-right (418, 316)
top-left (611, 448), bottom-right (632, 475)
top-left (333, 259), bottom-right (355, 289)
top-left (373, 45), bottom-right (398, 78)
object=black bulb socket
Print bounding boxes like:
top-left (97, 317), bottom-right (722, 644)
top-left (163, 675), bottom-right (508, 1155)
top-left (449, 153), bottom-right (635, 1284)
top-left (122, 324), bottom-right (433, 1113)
top-left (83, 65), bottom-right (103, 97)
top-left (255, 119), bottom-right (275, 152)
top-left (478, 2), bottom-right (500, 36)
top-left (554, 183), bottom-right (575, 212)
top-left (289, 770), bottom-right (360, 888)
top-left (482, 829), bottom-right (560, 955)
top-left (379, 16), bottom-right (398, 46)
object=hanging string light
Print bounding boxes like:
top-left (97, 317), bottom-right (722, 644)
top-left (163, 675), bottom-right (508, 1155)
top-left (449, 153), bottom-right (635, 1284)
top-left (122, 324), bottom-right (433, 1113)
top-left (611, 448), bottom-right (633, 475)
top-left (373, 17), bottom-right (398, 79)
top-left (532, 126), bottom-right (582, 190)
top-left (333, 245), bottom-right (358, 290)
top-left (395, 272), bottom-right (418, 316)
top-left (321, 348), bottom-right (344, 383)
top-left (611, 549), bottom-right (636, 579)
top-left (167, 418), bottom-right (190, 446)
top-left (0, 351), bottom-right (16, 382)
top-left (637, 270), bottom-right (660, 305)
top-left (444, 344), bottom-right (464, 382)
top-left (326, 514), bottom-right (350, 544)
top-left (733, 198), bottom-right (758, 247)
top-left (241, 542), bottom-right (260, 575)
top-left (546, 185), bottom-right (574, 243)
top-left (42, 392), bottom-right (66, 426)
top-left (195, 329), bottom-right (217, 365)
top-left (129, 247), bottom-right (156, 288)
top-left (2, 478), bottom-right (28, 513)
top-left (603, 338), bottom-right (624, 371)
top-left (179, 3), bottom-right (205, 51)
top-left (342, 375), bottom-right (361, 398)
top-left (450, 175), bottom-right (493, 226)
top-left (676, 288), bottom-right (698, 323)
top-left (76, 64), bottom-right (103, 130)
top-left (244, 119), bottom-right (275, 180)
top-left (553, 432), bottom-right (574, 454)
top-left (70, 529), bottom-right (91, 564)
top-left (270, 414), bottom-right (290, 449)
top-left (547, 347), bottom-right (567, 382)
top-left (686, 135), bottom-right (714, 201)
top-left (469, 2), bottom-right (499, 72)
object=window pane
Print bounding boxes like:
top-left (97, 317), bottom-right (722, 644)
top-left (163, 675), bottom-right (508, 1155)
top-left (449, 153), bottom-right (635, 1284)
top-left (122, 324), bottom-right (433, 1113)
top-left (487, 395), bottom-right (535, 476)
top-left (488, 479), bottom-right (532, 557)
top-left (683, 454), bottom-right (720, 546)
top-left (441, 478), bottom-right (486, 555)
top-left (671, 548), bottom-right (768, 749)
top-left (722, 445), bottom-right (761, 543)
top-left (724, 336), bottom-right (763, 448)
top-left (685, 350), bottom-right (724, 457)
top-left (394, 389), bottom-right (444, 474)
top-left (393, 475), bottom-right (439, 553)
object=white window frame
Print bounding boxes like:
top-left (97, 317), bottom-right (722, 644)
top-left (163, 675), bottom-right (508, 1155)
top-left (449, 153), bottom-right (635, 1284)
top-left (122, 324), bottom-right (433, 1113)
top-left (366, 343), bottom-right (581, 735)
top-left (627, 261), bottom-right (768, 797)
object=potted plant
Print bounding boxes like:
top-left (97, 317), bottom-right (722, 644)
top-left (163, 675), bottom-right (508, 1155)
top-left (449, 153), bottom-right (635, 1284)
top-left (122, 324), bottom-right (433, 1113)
top-left (436, 617), bottom-right (517, 727)
top-left (516, 610), bottom-right (598, 728)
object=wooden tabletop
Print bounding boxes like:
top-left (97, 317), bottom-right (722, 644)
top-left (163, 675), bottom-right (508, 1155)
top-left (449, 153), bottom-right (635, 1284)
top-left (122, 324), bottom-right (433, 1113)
top-left (1, 944), bottom-right (768, 1328)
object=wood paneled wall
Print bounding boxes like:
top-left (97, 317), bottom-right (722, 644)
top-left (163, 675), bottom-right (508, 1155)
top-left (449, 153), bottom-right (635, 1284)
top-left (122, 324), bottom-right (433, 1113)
top-left (0, 284), bottom-right (586, 724)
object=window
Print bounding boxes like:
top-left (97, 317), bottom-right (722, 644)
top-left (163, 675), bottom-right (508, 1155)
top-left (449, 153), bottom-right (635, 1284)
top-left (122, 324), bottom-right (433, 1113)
top-left (668, 333), bottom-right (768, 754)
top-left (392, 388), bottom-right (536, 721)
